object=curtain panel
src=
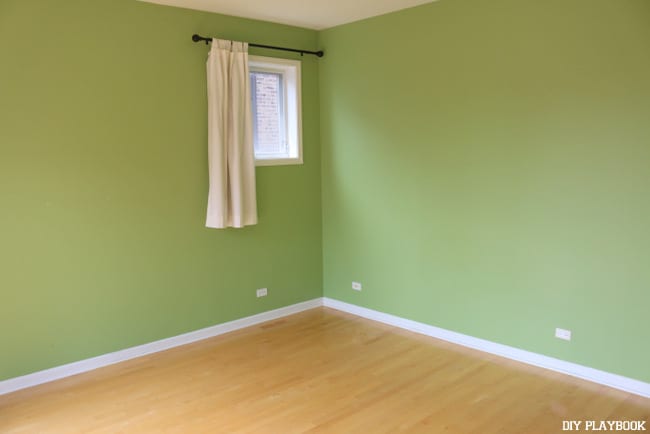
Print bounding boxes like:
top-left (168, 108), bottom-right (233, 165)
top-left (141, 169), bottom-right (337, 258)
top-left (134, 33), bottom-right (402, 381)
top-left (205, 39), bottom-right (258, 229)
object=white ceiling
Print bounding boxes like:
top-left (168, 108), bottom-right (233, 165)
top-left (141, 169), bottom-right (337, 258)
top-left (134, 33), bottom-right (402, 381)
top-left (140, 0), bottom-right (437, 30)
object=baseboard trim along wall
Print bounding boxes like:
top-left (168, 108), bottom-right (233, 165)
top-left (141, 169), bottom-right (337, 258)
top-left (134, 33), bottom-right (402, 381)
top-left (322, 297), bottom-right (650, 398)
top-left (0, 298), bottom-right (323, 396)
top-left (2, 297), bottom-right (648, 398)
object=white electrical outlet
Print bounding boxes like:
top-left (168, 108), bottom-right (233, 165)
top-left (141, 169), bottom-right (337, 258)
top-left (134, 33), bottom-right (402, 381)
top-left (352, 281), bottom-right (362, 291)
top-left (256, 288), bottom-right (268, 298)
top-left (555, 327), bottom-right (572, 341)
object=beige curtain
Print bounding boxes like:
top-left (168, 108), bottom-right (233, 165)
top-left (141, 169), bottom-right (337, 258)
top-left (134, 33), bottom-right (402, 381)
top-left (205, 39), bottom-right (258, 229)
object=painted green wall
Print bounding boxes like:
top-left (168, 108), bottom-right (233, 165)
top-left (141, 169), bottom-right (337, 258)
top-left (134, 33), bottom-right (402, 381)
top-left (2, 0), bottom-right (648, 386)
top-left (0, 0), bottom-right (321, 381)
top-left (319, 0), bottom-right (650, 382)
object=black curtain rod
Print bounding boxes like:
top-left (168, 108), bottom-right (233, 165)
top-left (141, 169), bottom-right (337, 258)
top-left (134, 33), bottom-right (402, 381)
top-left (192, 34), bottom-right (324, 58)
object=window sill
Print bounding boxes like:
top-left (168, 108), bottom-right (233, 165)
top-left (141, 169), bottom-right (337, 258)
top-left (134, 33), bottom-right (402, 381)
top-left (255, 157), bottom-right (304, 167)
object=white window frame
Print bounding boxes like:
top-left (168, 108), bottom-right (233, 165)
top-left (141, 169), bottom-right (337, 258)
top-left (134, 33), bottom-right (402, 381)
top-left (249, 55), bottom-right (303, 166)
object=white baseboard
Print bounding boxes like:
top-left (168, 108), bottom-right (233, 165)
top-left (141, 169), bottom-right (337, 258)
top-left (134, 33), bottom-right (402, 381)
top-left (0, 298), bottom-right (324, 396)
top-left (323, 297), bottom-right (650, 398)
top-left (3, 297), bottom-right (648, 399)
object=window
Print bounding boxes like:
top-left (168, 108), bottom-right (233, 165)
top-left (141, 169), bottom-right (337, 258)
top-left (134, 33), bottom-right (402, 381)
top-left (249, 56), bottom-right (302, 166)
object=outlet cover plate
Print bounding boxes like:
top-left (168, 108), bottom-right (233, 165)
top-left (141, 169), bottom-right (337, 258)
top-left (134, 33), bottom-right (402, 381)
top-left (555, 327), bottom-right (572, 341)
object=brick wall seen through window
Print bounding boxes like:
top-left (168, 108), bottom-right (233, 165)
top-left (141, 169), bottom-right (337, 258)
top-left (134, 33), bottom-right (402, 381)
top-left (251, 72), bottom-right (286, 157)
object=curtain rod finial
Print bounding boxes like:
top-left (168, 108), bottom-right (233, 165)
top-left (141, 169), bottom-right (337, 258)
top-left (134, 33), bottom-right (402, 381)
top-left (192, 34), bottom-right (210, 45)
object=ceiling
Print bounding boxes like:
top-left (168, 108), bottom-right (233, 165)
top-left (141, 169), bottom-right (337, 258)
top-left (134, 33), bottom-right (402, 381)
top-left (139, 0), bottom-right (437, 30)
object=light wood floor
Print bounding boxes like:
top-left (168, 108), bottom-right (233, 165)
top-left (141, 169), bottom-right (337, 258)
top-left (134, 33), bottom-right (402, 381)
top-left (1, 308), bottom-right (648, 433)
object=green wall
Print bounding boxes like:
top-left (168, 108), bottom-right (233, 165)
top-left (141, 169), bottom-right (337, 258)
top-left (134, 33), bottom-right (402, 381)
top-left (319, 0), bottom-right (650, 382)
top-left (0, 0), bottom-right (322, 381)
top-left (2, 0), bottom-right (648, 386)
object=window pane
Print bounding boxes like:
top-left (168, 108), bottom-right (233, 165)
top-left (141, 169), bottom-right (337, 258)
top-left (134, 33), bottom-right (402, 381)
top-left (250, 71), bottom-right (286, 158)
